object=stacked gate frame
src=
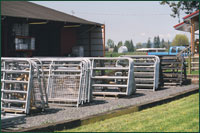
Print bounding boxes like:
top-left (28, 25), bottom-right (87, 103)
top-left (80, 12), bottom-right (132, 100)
top-left (89, 57), bottom-right (136, 96)
top-left (38, 58), bottom-right (92, 107)
top-left (121, 55), bottom-right (160, 91)
top-left (1, 58), bottom-right (46, 114)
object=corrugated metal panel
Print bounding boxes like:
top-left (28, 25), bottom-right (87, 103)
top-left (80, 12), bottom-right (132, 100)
top-left (91, 45), bottom-right (103, 51)
top-left (76, 25), bottom-right (104, 57)
top-left (1, 1), bottom-right (102, 26)
top-left (91, 51), bottom-right (103, 56)
top-left (91, 39), bottom-right (103, 45)
top-left (90, 27), bottom-right (104, 56)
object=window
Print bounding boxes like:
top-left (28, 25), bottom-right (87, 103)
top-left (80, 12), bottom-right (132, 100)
top-left (13, 23), bottom-right (35, 51)
top-left (171, 47), bottom-right (176, 53)
top-left (178, 48), bottom-right (182, 53)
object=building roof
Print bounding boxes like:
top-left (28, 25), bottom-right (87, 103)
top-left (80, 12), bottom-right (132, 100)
top-left (174, 22), bottom-right (191, 32)
top-left (183, 10), bottom-right (199, 20)
top-left (1, 1), bottom-right (102, 26)
top-left (174, 10), bottom-right (199, 32)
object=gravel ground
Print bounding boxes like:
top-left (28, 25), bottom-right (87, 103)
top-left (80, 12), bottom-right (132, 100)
top-left (4, 84), bottom-right (199, 130)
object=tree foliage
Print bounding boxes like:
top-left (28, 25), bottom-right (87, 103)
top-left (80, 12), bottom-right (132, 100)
top-left (153, 36), bottom-right (160, 48)
top-left (146, 38), bottom-right (151, 48)
top-left (160, 1), bottom-right (199, 22)
top-left (130, 40), bottom-right (135, 52)
top-left (113, 45), bottom-right (118, 52)
top-left (171, 34), bottom-right (189, 46)
top-left (117, 41), bottom-right (123, 48)
top-left (136, 42), bottom-right (143, 49)
top-left (124, 40), bottom-right (135, 52)
top-left (107, 39), bottom-right (115, 48)
top-left (160, 39), bottom-right (165, 48)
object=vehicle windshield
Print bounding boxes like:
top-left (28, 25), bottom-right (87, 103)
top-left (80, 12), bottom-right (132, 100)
top-left (171, 47), bottom-right (176, 53)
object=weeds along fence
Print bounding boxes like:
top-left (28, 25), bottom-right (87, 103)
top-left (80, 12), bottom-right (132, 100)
top-left (121, 55), bottom-right (160, 91)
top-left (89, 57), bottom-right (136, 96)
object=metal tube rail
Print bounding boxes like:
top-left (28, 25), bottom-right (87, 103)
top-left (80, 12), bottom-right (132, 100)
top-left (38, 58), bottom-right (92, 107)
top-left (89, 57), bottom-right (136, 96)
top-left (1, 57), bottom-right (47, 114)
top-left (121, 55), bottom-right (160, 91)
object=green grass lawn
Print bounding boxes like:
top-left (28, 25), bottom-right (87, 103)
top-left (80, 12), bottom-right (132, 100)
top-left (61, 93), bottom-right (199, 132)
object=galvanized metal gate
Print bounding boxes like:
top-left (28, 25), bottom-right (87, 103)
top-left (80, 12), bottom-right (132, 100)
top-left (121, 55), bottom-right (160, 91)
top-left (1, 58), bottom-right (46, 114)
top-left (89, 57), bottom-right (136, 96)
top-left (38, 58), bottom-right (92, 107)
top-left (159, 56), bottom-right (186, 86)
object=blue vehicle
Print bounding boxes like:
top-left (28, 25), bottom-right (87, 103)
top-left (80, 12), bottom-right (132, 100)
top-left (147, 46), bottom-right (186, 56)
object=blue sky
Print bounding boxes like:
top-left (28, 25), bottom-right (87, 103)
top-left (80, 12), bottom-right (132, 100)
top-left (31, 1), bottom-right (192, 45)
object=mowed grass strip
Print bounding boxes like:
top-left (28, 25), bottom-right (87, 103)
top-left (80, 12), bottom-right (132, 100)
top-left (61, 93), bottom-right (199, 132)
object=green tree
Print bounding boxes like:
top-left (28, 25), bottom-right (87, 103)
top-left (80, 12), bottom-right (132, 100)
top-left (136, 42), bottom-right (142, 49)
top-left (107, 39), bottom-right (115, 48)
top-left (160, 39), bottom-right (165, 48)
top-left (124, 40), bottom-right (134, 52)
top-left (154, 36), bottom-right (160, 48)
top-left (171, 34), bottom-right (189, 46)
top-left (117, 41), bottom-right (123, 48)
top-left (160, 1), bottom-right (199, 22)
top-left (146, 38), bottom-right (151, 48)
top-left (157, 36), bottom-right (160, 48)
top-left (113, 45), bottom-right (118, 52)
top-left (130, 40), bottom-right (135, 52)
top-left (165, 40), bottom-right (171, 51)
top-left (153, 37), bottom-right (157, 48)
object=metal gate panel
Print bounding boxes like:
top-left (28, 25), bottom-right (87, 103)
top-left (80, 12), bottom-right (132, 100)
top-left (121, 55), bottom-right (160, 91)
top-left (38, 58), bottom-right (92, 107)
top-left (1, 58), bottom-right (46, 114)
top-left (89, 57), bottom-right (136, 96)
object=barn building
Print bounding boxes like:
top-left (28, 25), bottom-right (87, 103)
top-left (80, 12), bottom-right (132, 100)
top-left (1, 1), bottom-right (105, 57)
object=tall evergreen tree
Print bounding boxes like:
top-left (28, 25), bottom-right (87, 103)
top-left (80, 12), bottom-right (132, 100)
top-left (124, 40), bottom-right (134, 52)
top-left (107, 39), bottom-right (115, 48)
top-left (146, 38), bottom-right (151, 48)
top-left (130, 40), bottom-right (135, 52)
top-left (153, 37), bottom-right (157, 48)
top-left (113, 45), bottom-right (118, 52)
top-left (160, 38), bottom-right (165, 48)
top-left (157, 36), bottom-right (160, 48)
top-left (154, 36), bottom-right (160, 48)
top-left (124, 40), bottom-right (130, 51)
top-left (117, 41), bottom-right (123, 48)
